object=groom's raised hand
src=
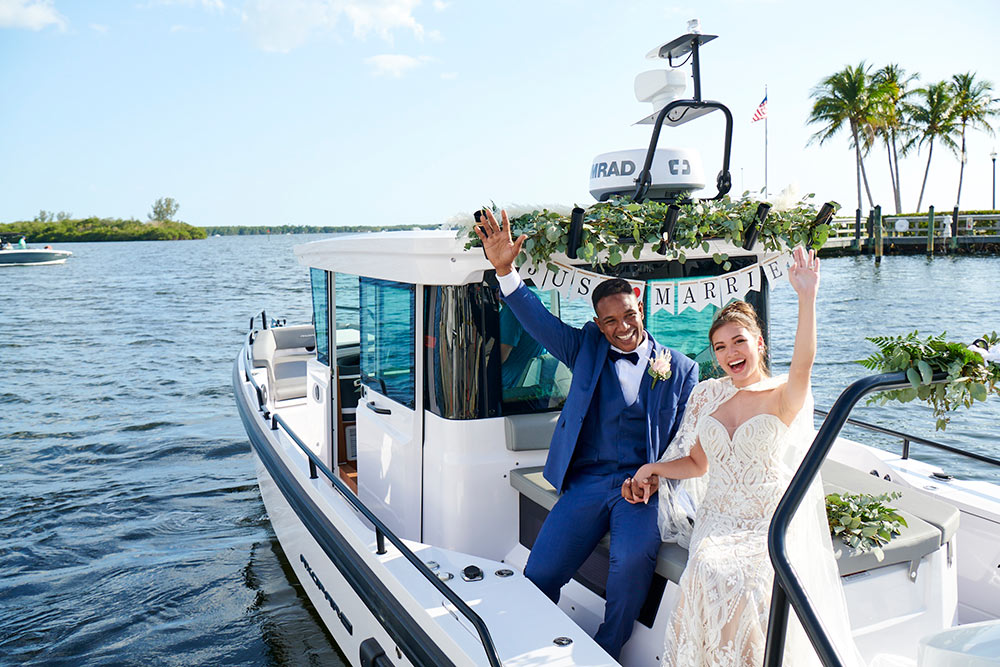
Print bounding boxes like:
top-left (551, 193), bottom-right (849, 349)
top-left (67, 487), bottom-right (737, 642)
top-left (474, 208), bottom-right (527, 277)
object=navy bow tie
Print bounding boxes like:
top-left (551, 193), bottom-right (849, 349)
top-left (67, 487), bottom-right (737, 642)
top-left (608, 349), bottom-right (640, 365)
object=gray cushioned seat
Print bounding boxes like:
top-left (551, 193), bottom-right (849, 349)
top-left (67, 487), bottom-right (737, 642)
top-left (511, 460), bottom-right (960, 583)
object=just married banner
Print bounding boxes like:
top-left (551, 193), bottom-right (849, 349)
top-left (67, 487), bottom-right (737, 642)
top-left (518, 252), bottom-right (796, 316)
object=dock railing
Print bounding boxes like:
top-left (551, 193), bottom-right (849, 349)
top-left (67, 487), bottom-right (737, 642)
top-left (825, 209), bottom-right (1000, 253)
top-left (763, 370), bottom-right (951, 667)
top-left (240, 334), bottom-right (503, 667)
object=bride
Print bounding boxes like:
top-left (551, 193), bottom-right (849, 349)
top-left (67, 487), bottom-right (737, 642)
top-left (623, 246), bottom-right (861, 666)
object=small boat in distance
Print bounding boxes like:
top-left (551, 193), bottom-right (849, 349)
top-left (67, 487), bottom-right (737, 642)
top-left (0, 237), bottom-right (72, 266)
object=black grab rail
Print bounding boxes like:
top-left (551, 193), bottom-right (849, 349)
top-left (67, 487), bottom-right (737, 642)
top-left (814, 407), bottom-right (1000, 469)
top-left (764, 370), bottom-right (949, 667)
top-left (240, 339), bottom-right (503, 667)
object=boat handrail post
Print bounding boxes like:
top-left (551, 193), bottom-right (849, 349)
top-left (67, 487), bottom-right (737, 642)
top-left (764, 370), bottom-right (949, 667)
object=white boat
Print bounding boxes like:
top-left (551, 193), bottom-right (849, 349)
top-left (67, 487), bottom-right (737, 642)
top-left (232, 27), bottom-right (1000, 667)
top-left (0, 243), bottom-right (72, 266)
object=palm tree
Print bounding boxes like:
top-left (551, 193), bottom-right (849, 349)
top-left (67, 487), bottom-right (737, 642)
top-left (950, 73), bottom-right (999, 209)
top-left (808, 63), bottom-right (878, 214)
top-left (908, 81), bottom-right (958, 212)
top-left (872, 65), bottom-right (917, 214)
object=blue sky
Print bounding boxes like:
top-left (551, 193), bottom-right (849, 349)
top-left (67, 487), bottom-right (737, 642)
top-left (2, 0), bottom-right (999, 227)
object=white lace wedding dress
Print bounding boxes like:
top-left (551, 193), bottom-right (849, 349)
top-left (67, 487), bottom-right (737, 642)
top-left (658, 376), bottom-right (863, 667)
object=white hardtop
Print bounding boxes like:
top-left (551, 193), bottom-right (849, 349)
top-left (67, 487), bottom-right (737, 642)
top-left (294, 228), bottom-right (763, 285)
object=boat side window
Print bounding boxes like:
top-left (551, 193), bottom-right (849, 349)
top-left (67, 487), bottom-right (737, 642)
top-left (310, 268), bottom-right (330, 366)
top-left (359, 278), bottom-right (416, 409)
top-left (499, 286), bottom-right (576, 416)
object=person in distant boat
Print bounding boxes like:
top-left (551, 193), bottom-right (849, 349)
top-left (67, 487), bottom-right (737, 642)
top-left (1, 241), bottom-right (12, 250)
top-left (476, 208), bottom-right (698, 660)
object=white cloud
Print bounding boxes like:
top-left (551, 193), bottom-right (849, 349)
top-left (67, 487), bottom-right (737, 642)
top-left (0, 0), bottom-right (67, 30)
top-left (89, 22), bottom-right (109, 33)
top-left (440, 71), bottom-right (456, 80)
top-left (243, 0), bottom-right (426, 53)
top-left (365, 53), bottom-right (429, 77)
top-left (432, 0), bottom-right (447, 10)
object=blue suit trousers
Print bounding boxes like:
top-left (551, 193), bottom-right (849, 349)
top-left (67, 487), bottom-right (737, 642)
top-left (523, 470), bottom-right (660, 660)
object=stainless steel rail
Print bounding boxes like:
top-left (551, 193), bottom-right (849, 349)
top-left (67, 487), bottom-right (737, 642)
top-left (815, 407), bottom-right (1000, 468)
top-left (240, 335), bottom-right (503, 667)
top-left (765, 371), bottom-right (951, 666)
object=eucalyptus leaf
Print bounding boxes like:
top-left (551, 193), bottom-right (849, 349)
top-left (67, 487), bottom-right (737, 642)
top-left (917, 359), bottom-right (933, 384)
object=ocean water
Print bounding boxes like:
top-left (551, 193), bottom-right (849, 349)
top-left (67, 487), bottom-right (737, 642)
top-left (1, 237), bottom-right (997, 665)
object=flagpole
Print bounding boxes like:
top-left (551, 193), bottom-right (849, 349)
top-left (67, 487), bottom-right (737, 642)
top-left (764, 85), bottom-right (768, 199)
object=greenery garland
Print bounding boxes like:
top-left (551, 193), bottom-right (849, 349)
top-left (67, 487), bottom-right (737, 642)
top-left (859, 331), bottom-right (1000, 430)
top-left (462, 193), bottom-right (837, 271)
top-left (825, 491), bottom-right (907, 562)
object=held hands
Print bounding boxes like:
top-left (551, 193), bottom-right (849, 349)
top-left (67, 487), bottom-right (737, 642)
top-left (474, 208), bottom-right (527, 277)
top-left (622, 464), bottom-right (660, 504)
top-left (787, 246), bottom-right (820, 299)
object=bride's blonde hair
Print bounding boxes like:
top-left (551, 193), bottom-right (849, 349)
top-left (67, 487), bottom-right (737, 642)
top-left (708, 301), bottom-right (768, 376)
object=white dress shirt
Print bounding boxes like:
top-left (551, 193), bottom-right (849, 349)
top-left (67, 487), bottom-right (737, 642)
top-left (497, 270), bottom-right (649, 405)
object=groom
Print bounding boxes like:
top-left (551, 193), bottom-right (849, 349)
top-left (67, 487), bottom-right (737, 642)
top-left (476, 209), bottom-right (698, 659)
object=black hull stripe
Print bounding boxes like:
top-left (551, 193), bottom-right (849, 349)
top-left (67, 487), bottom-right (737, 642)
top-left (233, 359), bottom-right (458, 667)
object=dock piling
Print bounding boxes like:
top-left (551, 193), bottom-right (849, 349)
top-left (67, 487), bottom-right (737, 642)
top-left (874, 205), bottom-right (883, 265)
top-left (926, 206), bottom-right (935, 255)
top-left (950, 206), bottom-right (959, 252)
top-left (853, 209), bottom-right (861, 252)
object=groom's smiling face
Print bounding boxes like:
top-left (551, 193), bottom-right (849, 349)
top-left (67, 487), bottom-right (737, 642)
top-left (593, 292), bottom-right (645, 352)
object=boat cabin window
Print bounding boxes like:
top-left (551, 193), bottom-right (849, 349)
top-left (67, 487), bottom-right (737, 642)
top-left (360, 278), bottom-right (416, 409)
top-left (310, 268), bottom-right (330, 366)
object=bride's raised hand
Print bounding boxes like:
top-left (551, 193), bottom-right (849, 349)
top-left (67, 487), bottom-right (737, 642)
top-left (787, 246), bottom-right (819, 299)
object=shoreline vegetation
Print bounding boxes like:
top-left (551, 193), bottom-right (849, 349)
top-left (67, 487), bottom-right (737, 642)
top-left (0, 220), bottom-right (444, 243)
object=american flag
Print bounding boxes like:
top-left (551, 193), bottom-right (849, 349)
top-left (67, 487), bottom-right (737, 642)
top-left (751, 95), bottom-right (768, 123)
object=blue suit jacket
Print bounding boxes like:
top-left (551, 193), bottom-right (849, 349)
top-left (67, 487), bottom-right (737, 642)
top-left (503, 283), bottom-right (699, 492)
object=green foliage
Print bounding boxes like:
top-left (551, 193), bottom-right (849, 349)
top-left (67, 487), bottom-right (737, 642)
top-left (149, 197), bottom-right (180, 222)
top-left (0, 218), bottom-right (208, 242)
top-left (826, 491), bottom-right (907, 562)
top-left (462, 194), bottom-right (835, 270)
top-left (859, 331), bottom-right (1000, 429)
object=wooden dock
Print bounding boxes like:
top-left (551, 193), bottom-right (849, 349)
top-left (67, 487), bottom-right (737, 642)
top-left (819, 207), bottom-right (1000, 257)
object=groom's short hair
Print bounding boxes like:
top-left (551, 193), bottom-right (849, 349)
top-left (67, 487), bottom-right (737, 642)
top-left (592, 278), bottom-right (636, 311)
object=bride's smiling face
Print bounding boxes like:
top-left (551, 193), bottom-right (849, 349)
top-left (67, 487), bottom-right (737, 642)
top-left (711, 322), bottom-right (764, 386)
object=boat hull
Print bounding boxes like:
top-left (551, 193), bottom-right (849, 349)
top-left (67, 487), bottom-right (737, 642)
top-left (234, 355), bottom-right (471, 667)
top-left (0, 249), bottom-right (72, 265)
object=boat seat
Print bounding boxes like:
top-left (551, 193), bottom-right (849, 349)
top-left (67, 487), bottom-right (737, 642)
top-left (820, 459), bottom-right (960, 577)
top-left (509, 466), bottom-right (689, 586)
top-left (252, 328), bottom-right (313, 402)
top-left (511, 460), bottom-right (962, 588)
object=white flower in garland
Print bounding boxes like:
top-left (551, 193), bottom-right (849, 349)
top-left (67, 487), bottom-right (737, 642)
top-left (648, 349), bottom-right (672, 387)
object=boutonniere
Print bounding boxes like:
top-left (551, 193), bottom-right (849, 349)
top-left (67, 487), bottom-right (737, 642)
top-left (647, 349), bottom-right (672, 388)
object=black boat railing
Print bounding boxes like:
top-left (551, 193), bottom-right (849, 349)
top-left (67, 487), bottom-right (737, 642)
top-left (814, 407), bottom-right (1000, 469)
top-left (764, 370), bottom-right (951, 667)
top-left (240, 337), bottom-right (503, 667)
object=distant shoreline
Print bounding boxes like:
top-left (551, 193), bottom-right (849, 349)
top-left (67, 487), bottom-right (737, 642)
top-left (201, 224), bottom-right (443, 236)
top-left (0, 220), bottom-right (446, 243)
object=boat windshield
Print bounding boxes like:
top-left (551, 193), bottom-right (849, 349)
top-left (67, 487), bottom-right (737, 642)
top-left (424, 258), bottom-right (768, 420)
